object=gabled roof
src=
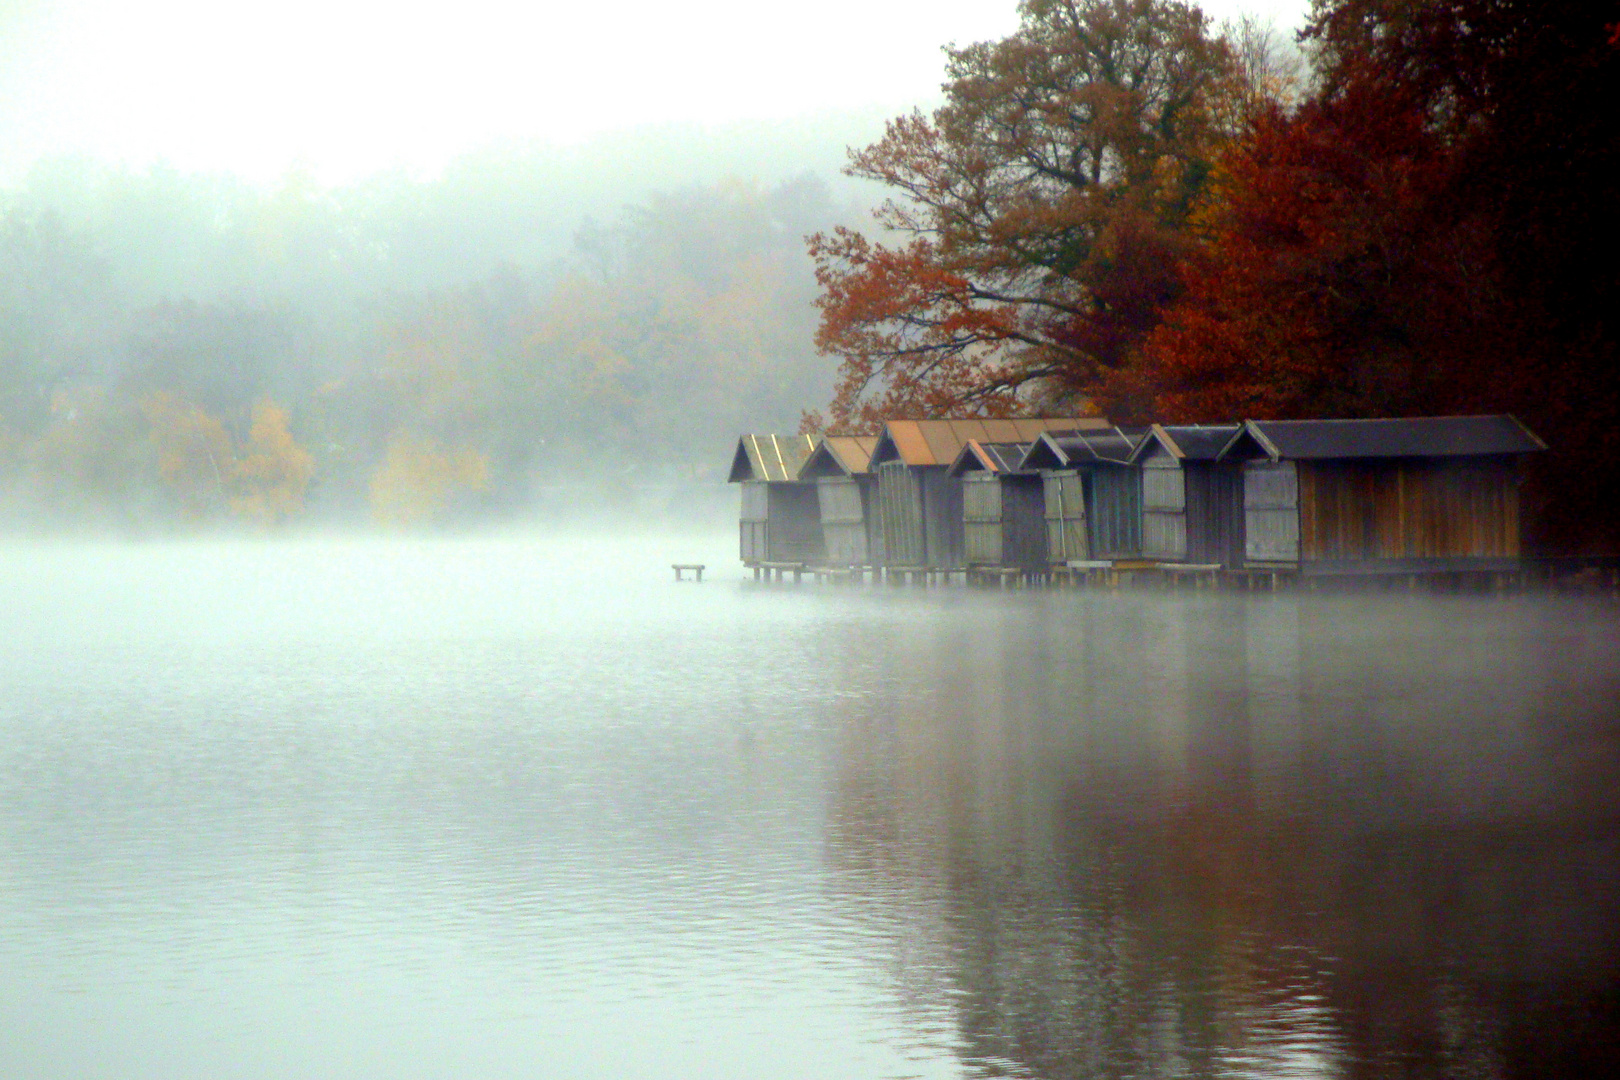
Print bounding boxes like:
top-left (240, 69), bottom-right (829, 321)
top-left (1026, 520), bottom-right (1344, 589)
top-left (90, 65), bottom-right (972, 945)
top-left (728, 434), bottom-right (818, 483)
top-left (870, 417), bottom-right (1108, 468)
top-left (1217, 415), bottom-right (1547, 462)
top-left (1128, 423), bottom-right (1243, 464)
top-left (797, 435), bottom-right (879, 479)
top-left (1020, 426), bottom-right (1146, 470)
top-left (945, 440), bottom-right (1035, 478)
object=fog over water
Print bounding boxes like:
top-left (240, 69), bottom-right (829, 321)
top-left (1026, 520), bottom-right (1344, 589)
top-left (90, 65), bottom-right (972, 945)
top-left (2, 535), bottom-right (1616, 1078)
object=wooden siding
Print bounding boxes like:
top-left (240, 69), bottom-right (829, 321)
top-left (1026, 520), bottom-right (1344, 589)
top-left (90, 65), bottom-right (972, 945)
top-left (816, 476), bottom-right (868, 566)
top-left (1141, 458), bottom-right (1186, 561)
top-left (1002, 475), bottom-right (1048, 570)
top-left (877, 462), bottom-right (925, 567)
top-left (963, 476), bottom-right (1003, 566)
top-left (920, 467), bottom-right (965, 569)
top-left (1244, 461), bottom-right (1300, 564)
top-left (739, 482), bottom-right (769, 562)
top-left (1186, 463), bottom-right (1245, 568)
top-left (1086, 466), bottom-right (1142, 559)
top-left (1043, 471), bottom-right (1089, 562)
top-left (1297, 460), bottom-right (1521, 562)
top-left (765, 483), bottom-right (825, 563)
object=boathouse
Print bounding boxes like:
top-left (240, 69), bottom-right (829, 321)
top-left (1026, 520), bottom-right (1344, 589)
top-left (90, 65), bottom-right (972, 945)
top-left (1216, 415), bottom-right (1546, 574)
top-left (870, 418), bottom-right (1105, 570)
top-left (727, 434), bottom-right (824, 567)
top-left (796, 435), bottom-right (882, 568)
top-left (1019, 427), bottom-right (1147, 563)
top-left (1131, 424), bottom-right (1244, 568)
top-left (946, 440), bottom-right (1046, 573)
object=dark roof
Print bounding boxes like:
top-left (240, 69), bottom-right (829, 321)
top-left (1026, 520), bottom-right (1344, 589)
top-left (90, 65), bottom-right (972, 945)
top-left (1220, 415), bottom-right (1546, 461)
top-left (1129, 423), bottom-right (1242, 464)
top-left (1020, 427), bottom-right (1145, 470)
top-left (871, 418), bottom-right (1108, 467)
top-left (946, 440), bottom-right (1035, 477)
top-left (727, 434), bottom-right (818, 483)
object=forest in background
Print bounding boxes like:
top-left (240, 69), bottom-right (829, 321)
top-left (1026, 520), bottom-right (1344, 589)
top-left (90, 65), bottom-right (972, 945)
top-left (0, 117), bottom-right (881, 531)
top-left (811, 0), bottom-right (1617, 552)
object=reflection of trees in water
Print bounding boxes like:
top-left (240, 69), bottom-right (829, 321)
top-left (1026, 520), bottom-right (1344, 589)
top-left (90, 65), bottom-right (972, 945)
top-left (822, 596), bottom-right (1620, 1079)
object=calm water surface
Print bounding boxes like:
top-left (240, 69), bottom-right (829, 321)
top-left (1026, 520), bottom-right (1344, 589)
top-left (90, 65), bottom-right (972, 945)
top-left (1, 535), bottom-right (1617, 1079)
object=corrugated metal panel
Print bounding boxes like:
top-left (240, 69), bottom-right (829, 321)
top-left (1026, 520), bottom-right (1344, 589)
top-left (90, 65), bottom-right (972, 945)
top-left (1043, 471), bottom-right (1088, 561)
top-left (1245, 460), bottom-right (1299, 563)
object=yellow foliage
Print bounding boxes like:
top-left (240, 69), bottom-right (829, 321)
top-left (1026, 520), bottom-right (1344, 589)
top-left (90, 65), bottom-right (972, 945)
top-left (231, 401), bottom-right (315, 525)
top-left (368, 435), bottom-right (487, 526)
top-left (142, 391), bottom-right (235, 518)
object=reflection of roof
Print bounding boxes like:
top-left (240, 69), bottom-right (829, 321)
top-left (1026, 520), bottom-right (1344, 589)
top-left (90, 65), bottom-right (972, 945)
top-left (872, 418), bottom-right (1107, 467)
top-left (798, 435), bottom-right (880, 479)
top-left (1020, 426), bottom-right (1146, 470)
top-left (1221, 415), bottom-right (1546, 461)
top-left (946, 440), bottom-right (1035, 477)
top-left (1129, 423), bottom-right (1242, 464)
top-left (728, 434), bottom-right (818, 483)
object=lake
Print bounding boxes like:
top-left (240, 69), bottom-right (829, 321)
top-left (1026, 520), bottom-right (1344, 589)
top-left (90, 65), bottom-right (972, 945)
top-left (1, 534), bottom-right (1617, 1079)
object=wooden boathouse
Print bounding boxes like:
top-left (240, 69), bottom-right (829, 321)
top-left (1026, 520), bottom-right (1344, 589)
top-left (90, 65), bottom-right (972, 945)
top-left (870, 418), bottom-right (1105, 572)
top-left (947, 440), bottom-right (1047, 577)
top-left (796, 435), bottom-right (882, 569)
top-left (1216, 415), bottom-right (1546, 575)
top-left (1132, 424), bottom-right (1245, 569)
top-left (1019, 427), bottom-right (1147, 564)
top-left (727, 434), bottom-right (824, 570)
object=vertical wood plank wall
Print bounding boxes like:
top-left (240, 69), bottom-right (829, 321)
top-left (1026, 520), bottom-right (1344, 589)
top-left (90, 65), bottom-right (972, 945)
top-left (765, 484), bottom-right (826, 563)
top-left (1141, 457), bottom-right (1187, 561)
top-left (1043, 471), bottom-right (1089, 562)
top-left (1244, 461), bottom-right (1301, 563)
top-left (1297, 460), bottom-right (1520, 560)
top-left (815, 477), bottom-right (868, 566)
top-left (962, 477), bottom-right (1003, 566)
top-left (920, 468), bottom-right (964, 569)
top-left (740, 481), bottom-right (769, 562)
top-left (1087, 466), bottom-right (1143, 559)
top-left (1186, 463), bottom-right (1245, 568)
top-left (1002, 476), bottom-right (1048, 570)
top-left (877, 462), bottom-right (925, 567)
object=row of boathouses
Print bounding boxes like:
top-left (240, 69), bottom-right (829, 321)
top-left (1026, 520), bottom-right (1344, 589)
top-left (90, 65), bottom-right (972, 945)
top-left (727, 415), bottom-right (1547, 582)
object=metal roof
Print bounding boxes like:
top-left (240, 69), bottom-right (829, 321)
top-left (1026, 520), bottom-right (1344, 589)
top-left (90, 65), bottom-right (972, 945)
top-left (946, 440), bottom-right (1035, 477)
top-left (727, 434), bottom-right (818, 483)
top-left (1218, 415), bottom-right (1547, 462)
top-left (1128, 423), bottom-right (1242, 464)
top-left (1019, 426), bottom-right (1146, 470)
top-left (797, 435), bottom-right (879, 479)
top-left (870, 418), bottom-right (1108, 468)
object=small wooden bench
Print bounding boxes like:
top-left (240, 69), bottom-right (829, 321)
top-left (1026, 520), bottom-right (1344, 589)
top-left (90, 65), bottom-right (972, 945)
top-left (672, 563), bottom-right (705, 582)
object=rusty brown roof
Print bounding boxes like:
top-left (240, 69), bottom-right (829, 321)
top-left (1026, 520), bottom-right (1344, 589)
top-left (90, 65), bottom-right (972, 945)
top-left (871, 418), bottom-right (1108, 467)
top-left (727, 434), bottom-right (818, 483)
top-left (797, 435), bottom-right (879, 479)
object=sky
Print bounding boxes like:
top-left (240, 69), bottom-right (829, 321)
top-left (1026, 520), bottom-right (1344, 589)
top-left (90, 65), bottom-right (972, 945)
top-left (0, 0), bottom-right (1310, 186)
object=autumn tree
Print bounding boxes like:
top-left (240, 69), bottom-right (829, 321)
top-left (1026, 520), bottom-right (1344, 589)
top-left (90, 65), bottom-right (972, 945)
top-left (809, 0), bottom-right (1241, 430)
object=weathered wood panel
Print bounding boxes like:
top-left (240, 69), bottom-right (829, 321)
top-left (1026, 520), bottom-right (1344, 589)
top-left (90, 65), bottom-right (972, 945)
top-left (816, 476), bottom-right (868, 566)
top-left (1186, 463), bottom-right (1245, 568)
top-left (920, 467), bottom-right (964, 569)
top-left (1043, 471), bottom-right (1088, 562)
top-left (1141, 459), bottom-right (1186, 561)
top-left (740, 481), bottom-right (769, 562)
top-left (1244, 460), bottom-right (1299, 564)
top-left (962, 476), bottom-right (1003, 566)
top-left (1299, 460), bottom-right (1520, 564)
top-left (765, 483), bottom-right (825, 563)
top-left (1087, 465), bottom-right (1142, 559)
top-left (1002, 475), bottom-right (1048, 570)
top-left (877, 462), bottom-right (925, 567)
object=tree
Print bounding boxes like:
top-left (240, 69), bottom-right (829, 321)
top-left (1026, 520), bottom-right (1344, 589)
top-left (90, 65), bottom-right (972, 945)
top-left (809, 0), bottom-right (1240, 430)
